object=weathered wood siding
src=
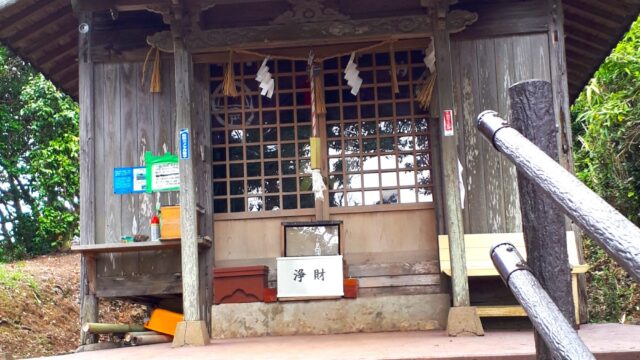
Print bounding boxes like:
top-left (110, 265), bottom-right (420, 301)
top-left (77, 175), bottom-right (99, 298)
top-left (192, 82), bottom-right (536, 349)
top-left (215, 209), bottom-right (437, 264)
top-left (91, 61), bottom-right (212, 297)
top-left (451, 33), bottom-right (552, 234)
top-left (214, 208), bottom-right (440, 296)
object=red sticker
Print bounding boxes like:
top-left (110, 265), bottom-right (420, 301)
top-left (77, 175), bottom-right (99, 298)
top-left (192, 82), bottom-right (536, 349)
top-left (443, 109), bottom-right (454, 136)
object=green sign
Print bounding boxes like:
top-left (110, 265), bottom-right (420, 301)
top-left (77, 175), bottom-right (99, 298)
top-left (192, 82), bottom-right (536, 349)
top-left (145, 151), bottom-right (180, 193)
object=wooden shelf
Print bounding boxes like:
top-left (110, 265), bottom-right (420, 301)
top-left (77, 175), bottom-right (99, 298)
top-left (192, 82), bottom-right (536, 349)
top-left (71, 237), bottom-right (211, 255)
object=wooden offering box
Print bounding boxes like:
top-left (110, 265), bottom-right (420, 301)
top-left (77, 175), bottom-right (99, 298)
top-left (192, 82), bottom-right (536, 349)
top-left (213, 266), bottom-right (269, 304)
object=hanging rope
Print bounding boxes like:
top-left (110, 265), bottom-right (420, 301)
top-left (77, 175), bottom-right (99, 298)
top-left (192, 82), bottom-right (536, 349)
top-left (232, 39), bottom-right (397, 62)
top-left (313, 66), bottom-right (326, 117)
top-left (223, 51), bottom-right (239, 97)
top-left (390, 43), bottom-right (400, 94)
top-left (150, 47), bottom-right (161, 93)
top-left (142, 46), bottom-right (162, 93)
top-left (417, 72), bottom-right (437, 111)
top-left (309, 53), bottom-right (318, 137)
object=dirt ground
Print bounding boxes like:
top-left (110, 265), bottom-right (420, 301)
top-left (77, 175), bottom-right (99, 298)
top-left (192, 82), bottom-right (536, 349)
top-left (0, 252), bottom-right (146, 359)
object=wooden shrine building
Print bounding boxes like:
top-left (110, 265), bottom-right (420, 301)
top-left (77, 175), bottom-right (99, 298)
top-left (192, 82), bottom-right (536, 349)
top-left (0, 0), bottom-right (638, 346)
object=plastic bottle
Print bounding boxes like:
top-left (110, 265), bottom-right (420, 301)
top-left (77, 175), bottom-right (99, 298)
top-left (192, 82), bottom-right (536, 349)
top-left (151, 214), bottom-right (160, 241)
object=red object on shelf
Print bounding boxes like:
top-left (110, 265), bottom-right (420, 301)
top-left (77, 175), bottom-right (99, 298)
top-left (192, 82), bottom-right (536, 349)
top-left (213, 266), bottom-right (268, 304)
top-left (263, 288), bottom-right (277, 303)
top-left (343, 278), bottom-right (359, 299)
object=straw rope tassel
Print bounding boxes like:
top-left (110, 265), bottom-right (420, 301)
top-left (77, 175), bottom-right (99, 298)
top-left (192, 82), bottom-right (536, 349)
top-left (223, 51), bottom-right (238, 97)
top-left (149, 47), bottom-right (161, 93)
top-left (141, 46), bottom-right (162, 93)
top-left (417, 72), bottom-right (437, 111)
top-left (390, 44), bottom-right (400, 94)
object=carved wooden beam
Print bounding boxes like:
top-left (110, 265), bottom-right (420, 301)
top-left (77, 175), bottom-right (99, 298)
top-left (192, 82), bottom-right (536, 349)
top-left (71, 0), bottom-right (279, 12)
top-left (147, 10), bottom-right (477, 53)
top-left (145, 0), bottom-right (216, 40)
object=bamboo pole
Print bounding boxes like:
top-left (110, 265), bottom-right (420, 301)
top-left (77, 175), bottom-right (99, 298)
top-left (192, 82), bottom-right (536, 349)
top-left (131, 334), bottom-right (173, 346)
top-left (82, 323), bottom-right (146, 334)
top-left (124, 331), bottom-right (160, 343)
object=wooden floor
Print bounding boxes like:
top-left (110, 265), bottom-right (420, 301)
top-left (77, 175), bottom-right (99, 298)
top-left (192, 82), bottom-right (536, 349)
top-left (36, 324), bottom-right (640, 360)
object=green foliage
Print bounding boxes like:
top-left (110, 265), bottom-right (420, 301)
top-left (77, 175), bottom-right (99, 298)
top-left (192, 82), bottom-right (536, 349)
top-left (572, 16), bottom-right (640, 323)
top-left (0, 46), bottom-right (79, 261)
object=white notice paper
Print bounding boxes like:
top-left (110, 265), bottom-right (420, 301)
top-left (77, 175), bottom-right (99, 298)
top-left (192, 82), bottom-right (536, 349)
top-left (151, 162), bottom-right (180, 192)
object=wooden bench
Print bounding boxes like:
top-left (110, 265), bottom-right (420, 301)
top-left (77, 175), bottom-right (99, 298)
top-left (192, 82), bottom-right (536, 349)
top-left (438, 232), bottom-right (588, 322)
top-left (71, 237), bottom-right (211, 298)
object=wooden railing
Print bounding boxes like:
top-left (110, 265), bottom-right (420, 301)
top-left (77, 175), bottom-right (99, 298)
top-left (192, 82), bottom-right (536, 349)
top-left (476, 79), bottom-right (640, 358)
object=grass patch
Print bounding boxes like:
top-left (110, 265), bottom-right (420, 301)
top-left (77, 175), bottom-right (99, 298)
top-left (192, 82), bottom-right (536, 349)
top-left (0, 264), bottom-right (40, 294)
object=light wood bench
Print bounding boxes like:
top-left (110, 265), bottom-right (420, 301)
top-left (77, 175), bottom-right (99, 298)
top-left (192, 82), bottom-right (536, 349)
top-left (438, 232), bottom-right (588, 322)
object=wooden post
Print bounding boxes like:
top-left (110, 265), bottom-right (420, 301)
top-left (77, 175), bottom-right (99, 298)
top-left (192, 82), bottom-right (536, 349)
top-left (78, 10), bottom-right (98, 346)
top-left (427, 0), bottom-right (483, 336)
top-left (546, 0), bottom-right (588, 324)
top-left (193, 63), bottom-right (214, 334)
top-left (171, 5), bottom-right (209, 346)
top-left (174, 34), bottom-right (199, 323)
top-left (509, 80), bottom-right (575, 359)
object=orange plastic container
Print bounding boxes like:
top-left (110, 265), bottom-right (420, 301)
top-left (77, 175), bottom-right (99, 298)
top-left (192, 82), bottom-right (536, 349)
top-left (343, 278), bottom-right (359, 299)
top-left (159, 206), bottom-right (181, 240)
top-left (144, 308), bottom-right (183, 336)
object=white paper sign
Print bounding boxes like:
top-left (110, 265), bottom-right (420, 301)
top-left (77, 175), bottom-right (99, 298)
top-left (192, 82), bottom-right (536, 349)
top-left (151, 162), bottom-right (180, 191)
top-left (277, 256), bottom-right (343, 298)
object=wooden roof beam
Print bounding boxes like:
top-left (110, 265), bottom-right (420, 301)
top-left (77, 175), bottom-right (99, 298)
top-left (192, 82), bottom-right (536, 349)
top-left (563, 22), bottom-right (615, 45)
top-left (564, 43), bottom-right (600, 61)
top-left (55, 63), bottom-right (79, 87)
top-left (568, 78), bottom-right (584, 90)
top-left (562, 2), bottom-right (625, 27)
top-left (7, 7), bottom-right (75, 48)
top-left (564, 32), bottom-right (609, 53)
top-left (36, 40), bottom-right (78, 70)
top-left (562, 10), bottom-right (619, 38)
top-left (23, 22), bottom-right (78, 55)
top-left (72, 0), bottom-right (158, 12)
top-left (568, 70), bottom-right (589, 91)
top-left (147, 10), bottom-right (477, 53)
top-left (566, 59), bottom-right (593, 75)
top-left (62, 79), bottom-right (79, 98)
top-left (47, 54), bottom-right (80, 77)
top-left (567, 50), bottom-right (598, 69)
top-left (0, 0), bottom-right (65, 36)
top-left (563, 0), bottom-right (635, 18)
top-left (71, 0), bottom-right (279, 12)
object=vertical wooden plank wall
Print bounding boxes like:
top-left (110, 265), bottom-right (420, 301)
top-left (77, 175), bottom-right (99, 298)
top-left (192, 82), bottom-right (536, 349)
top-left (120, 63), bottom-right (139, 276)
top-left (451, 33), bottom-right (552, 234)
top-left (93, 60), bottom-right (189, 281)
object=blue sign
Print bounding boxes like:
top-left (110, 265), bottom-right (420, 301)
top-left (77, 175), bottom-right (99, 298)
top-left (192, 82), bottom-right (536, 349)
top-left (179, 128), bottom-right (190, 160)
top-left (114, 167), bottom-right (146, 194)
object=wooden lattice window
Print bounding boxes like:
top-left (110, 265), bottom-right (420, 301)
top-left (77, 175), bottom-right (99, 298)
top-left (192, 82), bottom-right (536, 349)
top-left (211, 48), bottom-right (434, 214)
top-left (324, 50), bottom-right (434, 207)
top-left (211, 60), bottom-right (315, 213)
